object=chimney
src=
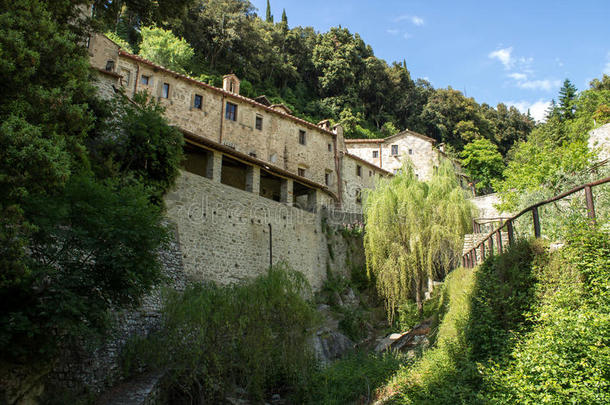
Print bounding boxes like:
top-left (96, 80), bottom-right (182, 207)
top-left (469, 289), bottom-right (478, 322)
top-left (222, 74), bottom-right (240, 94)
top-left (332, 124), bottom-right (344, 138)
top-left (317, 119), bottom-right (331, 131)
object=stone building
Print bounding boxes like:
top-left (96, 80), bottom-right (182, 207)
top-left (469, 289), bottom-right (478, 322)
top-left (87, 34), bottom-right (391, 214)
top-left (345, 130), bottom-right (469, 185)
top-left (87, 33), bottom-right (393, 288)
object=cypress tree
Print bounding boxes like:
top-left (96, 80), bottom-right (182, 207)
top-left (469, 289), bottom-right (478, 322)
top-left (281, 8), bottom-right (287, 25)
top-left (265, 0), bottom-right (273, 23)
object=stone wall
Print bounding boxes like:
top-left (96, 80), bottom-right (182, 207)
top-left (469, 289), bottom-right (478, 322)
top-left (165, 170), bottom-right (361, 290)
top-left (48, 226), bottom-right (186, 397)
top-left (588, 123), bottom-right (610, 162)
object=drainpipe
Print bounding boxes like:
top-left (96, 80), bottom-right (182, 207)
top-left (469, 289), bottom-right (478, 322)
top-left (268, 223), bottom-right (273, 269)
top-left (379, 144), bottom-right (383, 169)
top-left (333, 134), bottom-right (342, 208)
top-left (133, 62), bottom-right (140, 95)
top-left (219, 95), bottom-right (225, 143)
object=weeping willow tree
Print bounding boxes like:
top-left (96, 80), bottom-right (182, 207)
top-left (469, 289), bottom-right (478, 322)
top-left (364, 161), bottom-right (475, 319)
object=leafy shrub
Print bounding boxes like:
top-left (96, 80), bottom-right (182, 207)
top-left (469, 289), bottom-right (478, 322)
top-left (122, 263), bottom-right (319, 403)
top-left (307, 350), bottom-right (405, 405)
top-left (0, 176), bottom-right (167, 362)
top-left (484, 226), bottom-right (610, 404)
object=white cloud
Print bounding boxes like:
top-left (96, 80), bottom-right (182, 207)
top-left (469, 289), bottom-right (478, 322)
top-left (394, 14), bottom-right (425, 26)
top-left (411, 16), bottom-right (424, 26)
top-left (488, 47), bottom-right (513, 69)
top-left (555, 57), bottom-right (564, 68)
top-left (508, 72), bottom-right (527, 81)
top-left (403, 32), bottom-right (413, 40)
top-left (506, 99), bottom-right (551, 123)
top-left (386, 29), bottom-right (399, 35)
top-left (517, 79), bottom-right (561, 91)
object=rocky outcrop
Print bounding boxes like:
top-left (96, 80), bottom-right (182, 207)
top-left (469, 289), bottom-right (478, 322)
top-left (310, 327), bottom-right (355, 365)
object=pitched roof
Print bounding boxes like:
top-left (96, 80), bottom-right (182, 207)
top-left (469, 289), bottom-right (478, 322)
top-left (344, 129), bottom-right (437, 145)
top-left (343, 152), bottom-right (393, 176)
top-left (117, 51), bottom-right (336, 138)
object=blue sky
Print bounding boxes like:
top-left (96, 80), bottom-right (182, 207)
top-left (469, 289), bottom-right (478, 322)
top-left (251, 0), bottom-right (610, 121)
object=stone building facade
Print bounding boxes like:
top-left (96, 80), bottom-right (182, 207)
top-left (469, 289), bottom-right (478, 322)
top-left (345, 130), bottom-right (469, 187)
top-left (87, 34), bottom-right (391, 215)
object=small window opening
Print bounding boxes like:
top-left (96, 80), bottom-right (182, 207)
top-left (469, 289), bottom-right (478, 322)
top-left (162, 83), bottom-right (170, 98)
top-left (298, 167), bottom-right (306, 177)
top-left (372, 150), bottom-right (378, 158)
top-left (140, 75), bottom-right (150, 85)
top-left (255, 115), bottom-right (263, 130)
top-left (194, 94), bottom-right (203, 109)
top-left (298, 130), bottom-right (306, 145)
top-left (225, 102), bottom-right (237, 121)
top-left (356, 165), bottom-right (362, 177)
top-left (391, 145), bottom-right (398, 156)
top-left (105, 60), bottom-right (115, 71)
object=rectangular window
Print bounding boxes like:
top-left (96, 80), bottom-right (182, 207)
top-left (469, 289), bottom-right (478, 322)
top-left (298, 168), bottom-right (306, 177)
top-left (372, 150), bottom-right (378, 158)
top-left (325, 172), bottom-right (331, 186)
top-left (255, 115), bottom-right (263, 130)
top-left (408, 148), bottom-right (413, 155)
top-left (140, 75), bottom-right (150, 85)
top-left (298, 130), bottom-right (306, 145)
top-left (162, 83), bottom-right (170, 98)
top-left (225, 102), bottom-right (237, 121)
top-left (194, 94), bottom-right (203, 109)
top-left (369, 170), bottom-right (372, 177)
top-left (356, 165), bottom-right (362, 177)
top-left (356, 188), bottom-right (362, 203)
top-left (328, 143), bottom-right (332, 152)
top-left (391, 145), bottom-right (399, 156)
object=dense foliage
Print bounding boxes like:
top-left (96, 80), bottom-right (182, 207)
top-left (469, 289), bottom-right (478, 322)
top-left (460, 138), bottom-right (504, 193)
top-left (381, 225), bottom-right (610, 404)
top-left (101, 0), bottom-right (534, 150)
top-left (496, 75), bottom-right (610, 211)
top-left (364, 161), bottom-right (474, 318)
top-left (0, 0), bottom-right (183, 363)
top-left (122, 264), bottom-right (319, 403)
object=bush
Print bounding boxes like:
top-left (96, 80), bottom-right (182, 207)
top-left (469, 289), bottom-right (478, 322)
top-left (307, 351), bottom-right (405, 405)
top-left (122, 263), bottom-right (319, 403)
top-left (485, 226), bottom-right (610, 404)
top-left (0, 175), bottom-right (167, 362)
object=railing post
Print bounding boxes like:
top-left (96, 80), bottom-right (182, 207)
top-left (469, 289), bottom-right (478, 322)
top-left (585, 185), bottom-right (596, 223)
top-left (473, 249), bottom-right (477, 266)
top-left (480, 243), bottom-right (485, 262)
top-left (488, 237), bottom-right (493, 255)
top-left (532, 207), bottom-right (541, 238)
top-left (506, 220), bottom-right (514, 246)
top-left (496, 230), bottom-right (502, 254)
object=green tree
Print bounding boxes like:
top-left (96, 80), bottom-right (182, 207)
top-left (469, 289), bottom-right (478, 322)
top-left (138, 26), bottom-right (194, 73)
top-left (460, 138), bottom-right (505, 194)
top-left (0, 0), bottom-right (183, 362)
top-left (364, 161), bottom-right (474, 318)
top-left (558, 78), bottom-right (578, 119)
top-left (281, 8), bottom-right (287, 25)
top-left (265, 0), bottom-right (273, 22)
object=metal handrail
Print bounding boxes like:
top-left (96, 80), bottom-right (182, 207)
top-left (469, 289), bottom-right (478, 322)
top-left (462, 176), bottom-right (610, 268)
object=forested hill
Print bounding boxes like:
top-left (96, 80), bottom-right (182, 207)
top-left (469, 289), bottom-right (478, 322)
top-left (95, 0), bottom-right (534, 155)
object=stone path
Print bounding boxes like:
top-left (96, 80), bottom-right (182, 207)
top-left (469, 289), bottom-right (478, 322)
top-left (94, 371), bottom-right (164, 405)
